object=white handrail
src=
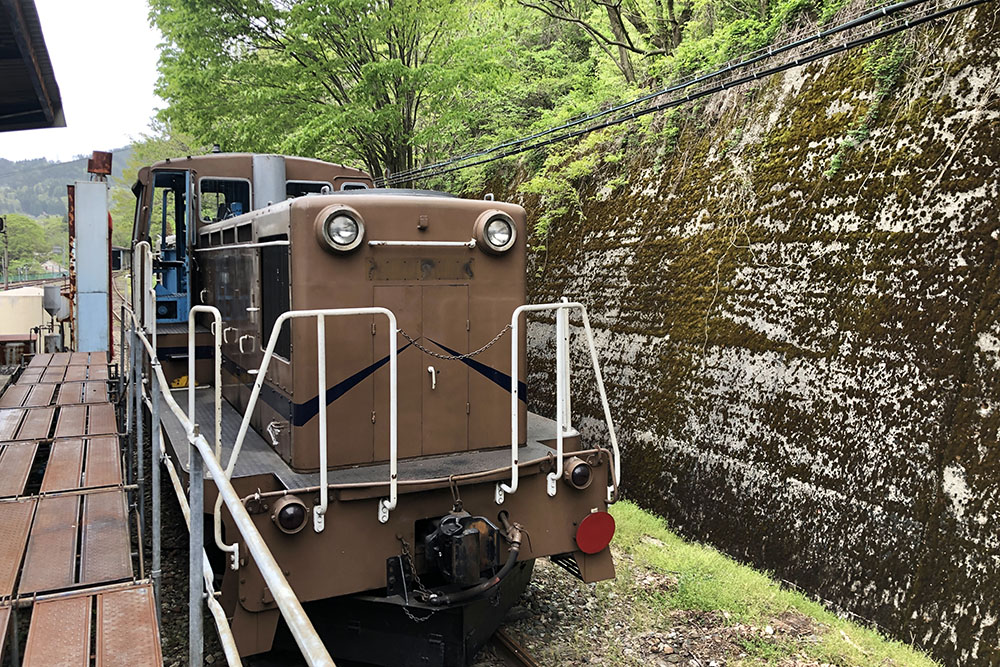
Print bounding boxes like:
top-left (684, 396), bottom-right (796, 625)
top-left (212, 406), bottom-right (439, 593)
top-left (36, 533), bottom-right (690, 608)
top-left (127, 314), bottom-right (335, 666)
top-left (497, 301), bottom-right (621, 504)
top-left (214, 306), bottom-right (400, 562)
top-left (188, 306), bottom-right (222, 459)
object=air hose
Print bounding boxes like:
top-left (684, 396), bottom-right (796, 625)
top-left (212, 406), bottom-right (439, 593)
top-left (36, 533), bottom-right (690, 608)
top-left (426, 513), bottom-right (522, 607)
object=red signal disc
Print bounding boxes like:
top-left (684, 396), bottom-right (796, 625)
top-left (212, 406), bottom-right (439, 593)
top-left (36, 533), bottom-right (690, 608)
top-left (575, 511), bottom-right (616, 554)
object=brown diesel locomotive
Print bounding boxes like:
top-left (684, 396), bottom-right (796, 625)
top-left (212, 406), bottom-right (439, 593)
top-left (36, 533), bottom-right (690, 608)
top-left (130, 152), bottom-right (621, 665)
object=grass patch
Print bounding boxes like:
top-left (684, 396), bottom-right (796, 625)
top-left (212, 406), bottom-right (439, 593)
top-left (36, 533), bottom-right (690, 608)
top-left (607, 501), bottom-right (938, 666)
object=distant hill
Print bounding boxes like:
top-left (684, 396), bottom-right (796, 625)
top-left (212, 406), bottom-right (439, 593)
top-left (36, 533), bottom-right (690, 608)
top-left (0, 147), bottom-right (132, 218)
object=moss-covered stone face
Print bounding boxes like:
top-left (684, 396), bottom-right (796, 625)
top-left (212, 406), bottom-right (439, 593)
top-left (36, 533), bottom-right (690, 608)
top-left (485, 5), bottom-right (1000, 665)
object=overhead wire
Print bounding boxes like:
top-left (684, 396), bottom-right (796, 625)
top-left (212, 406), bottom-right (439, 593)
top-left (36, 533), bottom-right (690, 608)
top-left (378, 0), bottom-right (984, 187)
top-left (380, 0), bottom-right (932, 185)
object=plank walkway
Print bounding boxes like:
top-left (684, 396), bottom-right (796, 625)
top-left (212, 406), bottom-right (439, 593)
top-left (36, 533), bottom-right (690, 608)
top-left (0, 353), bottom-right (163, 665)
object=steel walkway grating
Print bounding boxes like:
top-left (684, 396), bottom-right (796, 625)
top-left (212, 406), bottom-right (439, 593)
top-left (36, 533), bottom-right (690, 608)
top-left (27, 352), bottom-right (106, 368)
top-left (16, 583), bottom-right (163, 666)
top-left (0, 360), bottom-right (163, 665)
top-left (0, 408), bottom-right (55, 442)
top-left (19, 489), bottom-right (133, 596)
top-left (54, 403), bottom-right (117, 438)
top-left (0, 442), bottom-right (39, 497)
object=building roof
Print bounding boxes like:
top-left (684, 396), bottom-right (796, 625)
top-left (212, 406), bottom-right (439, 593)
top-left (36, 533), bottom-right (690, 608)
top-left (0, 0), bottom-right (64, 132)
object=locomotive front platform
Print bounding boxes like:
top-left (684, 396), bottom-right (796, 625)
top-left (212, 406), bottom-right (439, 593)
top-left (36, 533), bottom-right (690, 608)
top-left (0, 352), bottom-right (163, 665)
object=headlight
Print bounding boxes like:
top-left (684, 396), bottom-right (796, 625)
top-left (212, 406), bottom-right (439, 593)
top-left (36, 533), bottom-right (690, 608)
top-left (486, 218), bottom-right (513, 247)
top-left (563, 456), bottom-right (593, 490)
top-left (271, 495), bottom-right (309, 534)
top-left (474, 210), bottom-right (517, 254)
top-left (315, 205), bottom-right (365, 253)
top-left (327, 215), bottom-right (359, 246)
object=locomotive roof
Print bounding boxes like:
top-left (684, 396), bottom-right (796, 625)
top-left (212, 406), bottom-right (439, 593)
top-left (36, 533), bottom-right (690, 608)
top-left (134, 152), bottom-right (370, 188)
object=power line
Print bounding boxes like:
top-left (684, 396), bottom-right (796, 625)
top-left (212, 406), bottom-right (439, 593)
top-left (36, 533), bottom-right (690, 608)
top-left (381, 0), bottom-right (932, 184)
top-left (379, 0), bottom-right (983, 187)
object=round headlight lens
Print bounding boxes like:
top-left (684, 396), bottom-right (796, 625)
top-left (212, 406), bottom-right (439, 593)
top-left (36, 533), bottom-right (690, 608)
top-left (271, 495), bottom-right (309, 534)
top-left (571, 463), bottom-right (592, 489)
top-left (486, 218), bottom-right (513, 248)
top-left (327, 214), bottom-right (359, 246)
top-left (277, 503), bottom-right (306, 533)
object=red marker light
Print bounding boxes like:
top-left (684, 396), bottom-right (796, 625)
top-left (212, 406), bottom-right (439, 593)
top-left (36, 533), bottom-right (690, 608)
top-left (575, 511), bottom-right (616, 554)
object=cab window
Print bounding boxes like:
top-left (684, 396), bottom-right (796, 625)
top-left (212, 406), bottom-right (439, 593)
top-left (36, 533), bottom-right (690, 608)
top-left (200, 178), bottom-right (251, 222)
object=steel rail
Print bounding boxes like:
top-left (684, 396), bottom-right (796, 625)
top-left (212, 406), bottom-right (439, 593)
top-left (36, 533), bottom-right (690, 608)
top-left (489, 628), bottom-right (542, 667)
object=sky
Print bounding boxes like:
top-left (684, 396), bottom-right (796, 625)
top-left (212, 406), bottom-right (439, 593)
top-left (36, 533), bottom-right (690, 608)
top-left (0, 0), bottom-right (163, 163)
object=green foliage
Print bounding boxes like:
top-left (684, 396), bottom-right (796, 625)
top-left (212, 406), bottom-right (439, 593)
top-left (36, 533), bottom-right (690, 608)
top-left (609, 501), bottom-right (938, 666)
top-left (824, 36), bottom-right (911, 180)
top-left (151, 0), bottom-right (510, 177)
top-left (2, 213), bottom-right (49, 270)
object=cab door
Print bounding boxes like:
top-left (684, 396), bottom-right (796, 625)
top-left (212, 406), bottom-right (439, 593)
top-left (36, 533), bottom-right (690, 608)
top-left (374, 284), bottom-right (469, 460)
top-left (420, 285), bottom-right (469, 455)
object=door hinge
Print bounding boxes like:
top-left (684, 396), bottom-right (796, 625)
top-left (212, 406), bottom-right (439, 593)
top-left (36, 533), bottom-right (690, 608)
top-left (466, 402), bottom-right (470, 414)
top-left (371, 322), bottom-right (376, 335)
top-left (466, 320), bottom-right (470, 331)
top-left (371, 410), bottom-right (376, 424)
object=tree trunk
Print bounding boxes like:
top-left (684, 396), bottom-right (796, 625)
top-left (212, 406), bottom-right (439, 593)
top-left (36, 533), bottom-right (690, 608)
top-left (604, 4), bottom-right (636, 83)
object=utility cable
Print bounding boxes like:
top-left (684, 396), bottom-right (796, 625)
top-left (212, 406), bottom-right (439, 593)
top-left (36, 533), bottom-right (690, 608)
top-left (380, 0), bottom-right (935, 184)
top-left (379, 0), bottom-right (983, 186)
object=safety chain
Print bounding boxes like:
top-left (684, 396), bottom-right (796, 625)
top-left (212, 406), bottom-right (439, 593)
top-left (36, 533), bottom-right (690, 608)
top-left (397, 535), bottom-right (437, 622)
top-left (397, 323), bottom-right (511, 361)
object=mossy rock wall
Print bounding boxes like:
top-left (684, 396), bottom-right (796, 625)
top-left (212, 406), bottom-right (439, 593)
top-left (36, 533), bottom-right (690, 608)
top-left (492, 5), bottom-right (999, 665)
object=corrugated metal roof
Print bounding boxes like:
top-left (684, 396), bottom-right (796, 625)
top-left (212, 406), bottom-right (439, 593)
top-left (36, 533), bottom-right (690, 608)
top-left (0, 0), bottom-right (64, 132)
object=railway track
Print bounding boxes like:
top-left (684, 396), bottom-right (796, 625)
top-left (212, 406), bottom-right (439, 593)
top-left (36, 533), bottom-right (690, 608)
top-left (489, 628), bottom-right (543, 667)
top-left (1, 276), bottom-right (67, 290)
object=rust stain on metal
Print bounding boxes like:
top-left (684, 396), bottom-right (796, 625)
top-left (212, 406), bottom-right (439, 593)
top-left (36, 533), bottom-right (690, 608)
top-left (0, 386), bottom-right (29, 408)
top-left (22, 594), bottom-right (91, 666)
top-left (16, 407), bottom-right (53, 440)
top-left (87, 151), bottom-right (113, 176)
top-left (84, 381), bottom-right (107, 404)
top-left (56, 383), bottom-right (82, 406)
top-left (54, 405), bottom-right (86, 438)
top-left (64, 366), bottom-right (87, 382)
top-left (80, 490), bottom-right (132, 585)
top-left (82, 436), bottom-right (121, 488)
top-left (87, 364), bottom-right (109, 381)
top-left (86, 403), bottom-right (117, 435)
top-left (19, 494), bottom-right (79, 594)
top-left (0, 441), bottom-right (38, 497)
top-left (0, 409), bottom-right (24, 441)
top-left (96, 584), bottom-right (163, 667)
top-left (40, 438), bottom-right (84, 492)
top-left (0, 498), bottom-right (35, 597)
top-left (24, 384), bottom-right (54, 407)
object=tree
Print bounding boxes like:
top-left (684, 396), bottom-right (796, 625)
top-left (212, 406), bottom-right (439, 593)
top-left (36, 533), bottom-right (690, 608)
top-left (2, 213), bottom-right (48, 268)
top-left (151, 0), bottom-right (506, 179)
top-left (518, 0), bottom-right (691, 83)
